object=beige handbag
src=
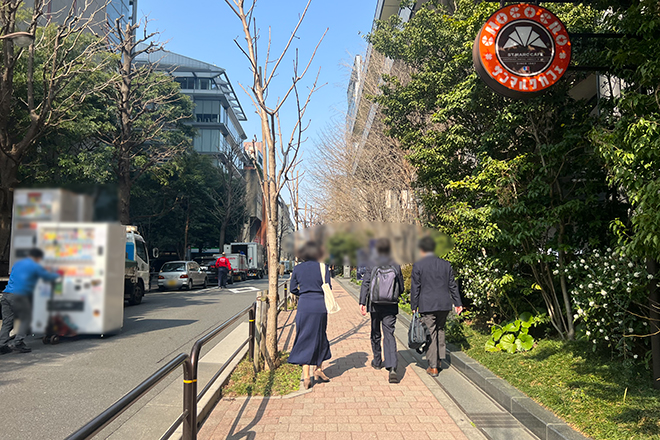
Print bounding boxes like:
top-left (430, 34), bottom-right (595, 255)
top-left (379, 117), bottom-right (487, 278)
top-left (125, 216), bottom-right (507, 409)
top-left (320, 263), bottom-right (340, 314)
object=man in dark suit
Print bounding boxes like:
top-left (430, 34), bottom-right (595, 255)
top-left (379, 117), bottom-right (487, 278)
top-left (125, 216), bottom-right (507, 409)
top-left (359, 238), bottom-right (404, 383)
top-left (411, 236), bottom-right (463, 377)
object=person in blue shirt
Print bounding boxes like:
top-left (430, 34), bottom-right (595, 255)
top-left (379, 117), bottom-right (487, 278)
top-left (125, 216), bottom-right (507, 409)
top-left (1, 248), bottom-right (60, 354)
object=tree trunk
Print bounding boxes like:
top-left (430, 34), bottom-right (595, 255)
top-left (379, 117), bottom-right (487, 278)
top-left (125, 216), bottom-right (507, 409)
top-left (558, 221), bottom-right (574, 340)
top-left (0, 153), bottom-right (18, 267)
top-left (648, 258), bottom-right (660, 389)
top-left (118, 156), bottom-right (132, 225)
top-left (219, 222), bottom-right (227, 249)
top-left (265, 200), bottom-right (279, 370)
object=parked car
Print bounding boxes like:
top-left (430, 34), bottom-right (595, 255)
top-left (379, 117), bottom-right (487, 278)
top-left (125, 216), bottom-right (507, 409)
top-left (194, 256), bottom-right (219, 285)
top-left (158, 261), bottom-right (208, 291)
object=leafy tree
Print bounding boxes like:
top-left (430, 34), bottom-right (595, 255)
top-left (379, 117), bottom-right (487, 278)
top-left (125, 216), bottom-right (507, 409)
top-left (591, 0), bottom-right (660, 388)
top-left (131, 152), bottom-right (246, 258)
top-left (0, 2), bottom-right (111, 265)
top-left (98, 18), bottom-right (194, 225)
top-left (368, 0), bottom-right (624, 339)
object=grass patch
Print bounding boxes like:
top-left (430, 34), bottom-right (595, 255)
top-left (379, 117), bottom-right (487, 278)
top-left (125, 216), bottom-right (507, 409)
top-left (462, 325), bottom-right (660, 440)
top-left (223, 352), bottom-right (302, 397)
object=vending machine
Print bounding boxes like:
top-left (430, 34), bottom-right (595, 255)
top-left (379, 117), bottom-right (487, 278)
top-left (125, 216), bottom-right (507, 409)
top-left (32, 223), bottom-right (126, 339)
top-left (9, 189), bottom-right (93, 270)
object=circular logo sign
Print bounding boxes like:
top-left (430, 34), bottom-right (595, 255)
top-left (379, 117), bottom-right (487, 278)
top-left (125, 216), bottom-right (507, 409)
top-left (473, 4), bottom-right (571, 99)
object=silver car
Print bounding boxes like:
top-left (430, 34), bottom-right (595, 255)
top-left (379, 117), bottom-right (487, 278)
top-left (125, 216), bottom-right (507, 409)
top-left (158, 261), bottom-right (208, 291)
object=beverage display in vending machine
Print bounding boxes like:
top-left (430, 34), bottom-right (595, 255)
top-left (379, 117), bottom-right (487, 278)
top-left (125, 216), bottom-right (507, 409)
top-left (32, 223), bottom-right (126, 341)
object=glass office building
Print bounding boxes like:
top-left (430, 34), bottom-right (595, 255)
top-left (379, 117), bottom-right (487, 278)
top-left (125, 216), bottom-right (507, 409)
top-left (134, 50), bottom-right (249, 174)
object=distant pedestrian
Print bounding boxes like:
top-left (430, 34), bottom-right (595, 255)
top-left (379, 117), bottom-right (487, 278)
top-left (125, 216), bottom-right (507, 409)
top-left (359, 238), bottom-right (404, 383)
top-left (214, 253), bottom-right (232, 289)
top-left (411, 236), bottom-right (463, 377)
top-left (1, 248), bottom-right (60, 354)
top-left (288, 241), bottom-right (332, 389)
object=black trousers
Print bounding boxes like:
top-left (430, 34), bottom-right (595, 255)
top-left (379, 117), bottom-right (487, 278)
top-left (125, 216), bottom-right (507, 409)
top-left (420, 310), bottom-right (450, 369)
top-left (370, 311), bottom-right (398, 370)
top-left (0, 294), bottom-right (32, 347)
top-left (218, 267), bottom-right (229, 287)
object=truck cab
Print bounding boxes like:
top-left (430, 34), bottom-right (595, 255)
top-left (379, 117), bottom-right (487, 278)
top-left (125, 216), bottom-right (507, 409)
top-left (125, 226), bottom-right (149, 305)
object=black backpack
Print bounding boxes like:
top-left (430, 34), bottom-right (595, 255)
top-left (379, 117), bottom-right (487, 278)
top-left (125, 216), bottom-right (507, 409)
top-left (369, 265), bottom-right (400, 305)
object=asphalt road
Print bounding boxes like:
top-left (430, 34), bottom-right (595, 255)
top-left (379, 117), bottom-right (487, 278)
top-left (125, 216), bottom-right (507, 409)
top-left (0, 278), bottom-right (269, 440)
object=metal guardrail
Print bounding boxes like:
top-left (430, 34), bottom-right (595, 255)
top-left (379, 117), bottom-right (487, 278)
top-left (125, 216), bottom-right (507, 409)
top-left (66, 354), bottom-right (194, 440)
top-left (67, 280), bottom-right (290, 440)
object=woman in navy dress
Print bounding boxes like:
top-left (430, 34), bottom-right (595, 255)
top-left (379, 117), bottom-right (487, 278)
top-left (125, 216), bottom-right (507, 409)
top-left (288, 241), bottom-right (332, 389)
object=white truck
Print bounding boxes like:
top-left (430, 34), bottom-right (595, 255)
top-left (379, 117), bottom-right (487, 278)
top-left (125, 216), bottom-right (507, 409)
top-left (124, 226), bottom-right (150, 305)
top-left (223, 242), bottom-right (265, 279)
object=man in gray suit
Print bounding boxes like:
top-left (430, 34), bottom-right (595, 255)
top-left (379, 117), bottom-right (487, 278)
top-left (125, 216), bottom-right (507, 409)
top-left (411, 236), bottom-right (463, 377)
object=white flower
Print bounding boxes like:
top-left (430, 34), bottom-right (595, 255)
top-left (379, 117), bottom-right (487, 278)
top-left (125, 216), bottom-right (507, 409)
top-left (586, 331), bottom-right (591, 336)
top-left (627, 287), bottom-right (632, 293)
top-left (568, 275), bottom-right (573, 280)
top-left (574, 314), bottom-right (579, 319)
top-left (594, 253), bottom-right (600, 258)
top-left (565, 268), bottom-right (569, 273)
top-left (634, 272), bottom-right (640, 278)
top-left (643, 322), bottom-right (648, 326)
top-left (628, 327), bottom-right (634, 332)
top-left (648, 274), bottom-right (654, 280)
top-left (578, 308), bottom-right (584, 315)
top-left (553, 270), bottom-right (559, 275)
top-left (593, 339), bottom-right (597, 344)
top-left (628, 262), bottom-right (634, 268)
top-left (599, 328), bottom-right (604, 333)
top-left (579, 284), bottom-right (584, 289)
top-left (602, 318), bottom-right (605, 322)
top-left (589, 301), bottom-right (595, 306)
top-left (604, 336), bottom-right (609, 341)
top-left (634, 354), bottom-right (638, 359)
top-left (588, 274), bottom-right (593, 278)
top-left (597, 321), bottom-right (601, 326)
top-left (601, 291), bottom-right (607, 297)
top-left (580, 259), bottom-right (586, 264)
top-left (604, 303), bottom-right (609, 308)
top-left (585, 265), bottom-right (590, 270)
top-left (588, 283), bottom-right (594, 289)
top-left (607, 248), bottom-right (612, 252)
top-left (614, 278), bottom-right (620, 283)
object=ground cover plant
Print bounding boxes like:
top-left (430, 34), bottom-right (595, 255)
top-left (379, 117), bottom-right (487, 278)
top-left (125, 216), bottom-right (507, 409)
top-left (223, 353), bottom-right (301, 397)
top-left (463, 326), bottom-right (660, 439)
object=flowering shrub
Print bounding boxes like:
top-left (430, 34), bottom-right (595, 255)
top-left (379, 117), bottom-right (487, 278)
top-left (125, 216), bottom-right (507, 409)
top-left (564, 248), bottom-right (651, 360)
top-left (457, 256), bottom-right (531, 321)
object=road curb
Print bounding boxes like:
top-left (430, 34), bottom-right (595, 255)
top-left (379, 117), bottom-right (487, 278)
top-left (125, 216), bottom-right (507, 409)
top-left (336, 278), bottom-right (591, 440)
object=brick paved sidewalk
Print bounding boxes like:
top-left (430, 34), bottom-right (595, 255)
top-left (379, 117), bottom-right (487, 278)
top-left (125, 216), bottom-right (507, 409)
top-left (198, 282), bottom-right (470, 440)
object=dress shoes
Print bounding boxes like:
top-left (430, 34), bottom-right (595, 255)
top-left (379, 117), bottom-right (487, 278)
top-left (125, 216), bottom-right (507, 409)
top-left (426, 367), bottom-right (439, 377)
top-left (388, 369), bottom-right (399, 384)
top-left (371, 360), bottom-right (383, 370)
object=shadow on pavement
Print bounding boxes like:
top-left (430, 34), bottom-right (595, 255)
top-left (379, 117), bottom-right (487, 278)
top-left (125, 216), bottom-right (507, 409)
top-left (224, 396), bottom-right (271, 440)
top-left (325, 351), bottom-right (368, 378)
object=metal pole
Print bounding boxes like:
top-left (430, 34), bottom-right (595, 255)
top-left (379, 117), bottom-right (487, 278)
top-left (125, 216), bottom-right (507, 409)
top-left (248, 306), bottom-right (255, 361)
top-left (182, 359), bottom-right (196, 440)
top-left (284, 282), bottom-right (288, 310)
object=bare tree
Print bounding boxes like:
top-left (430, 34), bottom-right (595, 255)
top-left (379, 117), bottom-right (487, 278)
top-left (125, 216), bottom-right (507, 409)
top-left (223, 0), bottom-right (326, 369)
top-left (286, 168), bottom-right (303, 232)
top-left (0, 0), bottom-right (111, 265)
top-left (101, 17), bottom-right (193, 225)
top-left (312, 50), bottom-right (420, 225)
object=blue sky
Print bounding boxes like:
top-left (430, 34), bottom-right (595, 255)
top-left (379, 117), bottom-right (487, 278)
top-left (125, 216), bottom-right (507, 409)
top-left (137, 0), bottom-right (377, 181)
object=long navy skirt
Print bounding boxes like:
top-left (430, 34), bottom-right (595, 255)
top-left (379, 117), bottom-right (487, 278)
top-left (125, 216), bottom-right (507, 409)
top-left (288, 291), bottom-right (331, 366)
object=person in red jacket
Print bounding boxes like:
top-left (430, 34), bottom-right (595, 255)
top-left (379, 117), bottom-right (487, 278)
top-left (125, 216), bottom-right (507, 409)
top-left (214, 253), bottom-right (232, 289)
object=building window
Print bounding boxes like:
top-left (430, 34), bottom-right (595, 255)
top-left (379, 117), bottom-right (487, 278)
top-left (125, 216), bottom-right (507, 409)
top-left (194, 129), bottom-right (221, 153)
top-left (194, 99), bottom-right (221, 123)
top-left (176, 77), bottom-right (195, 89)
